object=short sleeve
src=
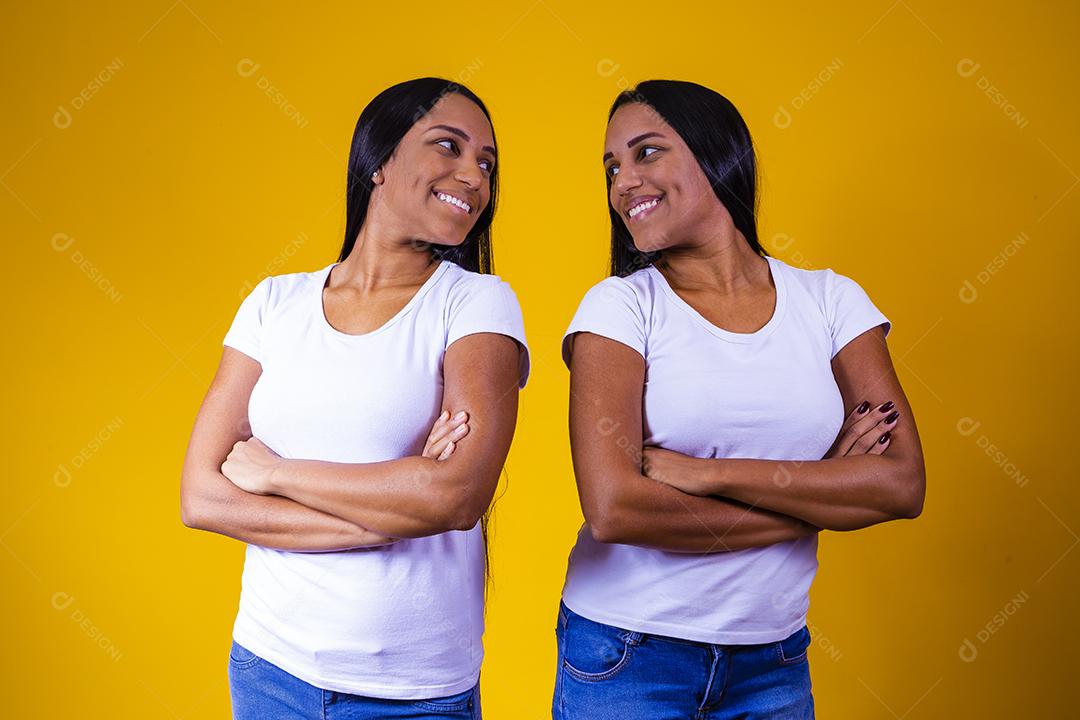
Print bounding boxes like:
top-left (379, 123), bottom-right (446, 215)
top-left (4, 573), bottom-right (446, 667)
top-left (223, 276), bottom-right (272, 363)
top-left (562, 278), bottom-right (647, 369)
top-left (446, 277), bottom-right (531, 389)
top-left (825, 270), bottom-right (890, 358)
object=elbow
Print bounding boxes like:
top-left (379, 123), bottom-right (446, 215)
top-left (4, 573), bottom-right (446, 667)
top-left (180, 493), bottom-right (203, 529)
top-left (448, 506), bottom-right (485, 533)
top-left (899, 487), bottom-right (925, 520)
top-left (582, 492), bottom-right (629, 545)
top-left (588, 519), bottom-right (622, 545)
top-left (179, 478), bottom-right (216, 531)
top-left (894, 466), bottom-right (926, 520)
top-left (445, 476), bottom-right (500, 533)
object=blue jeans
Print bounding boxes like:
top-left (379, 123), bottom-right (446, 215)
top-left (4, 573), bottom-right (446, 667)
top-left (228, 639), bottom-right (482, 719)
top-left (552, 602), bottom-right (814, 719)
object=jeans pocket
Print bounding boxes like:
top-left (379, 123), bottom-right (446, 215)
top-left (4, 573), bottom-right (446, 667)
top-left (228, 639), bottom-right (262, 670)
top-left (561, 608), bottom-right (640, 683)
top-left (775, 625), bottom-right (812, 666)
top-left (411, 685), bottom-right (476, 714)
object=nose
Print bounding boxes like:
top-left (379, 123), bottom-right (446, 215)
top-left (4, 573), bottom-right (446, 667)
top-left (453, 159), bottom-right (483, 192)
top-left (613, 165), bottom-right (642, 197)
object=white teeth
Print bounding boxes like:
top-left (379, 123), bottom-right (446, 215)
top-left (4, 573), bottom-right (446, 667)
top-left (436, 192), bottom-right (470, 213)
top-left (628, 198), bottom-right (660, 218)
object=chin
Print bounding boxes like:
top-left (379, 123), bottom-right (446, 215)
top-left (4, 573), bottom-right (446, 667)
top-left (423, 233), bottom-right (470, 249)
top-left (632, 233), bottom-right (667, 254)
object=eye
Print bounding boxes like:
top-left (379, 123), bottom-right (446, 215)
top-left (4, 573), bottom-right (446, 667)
top-left (639, 145), bottom-right (660, 159)
top-left (605, 164), bottom-right (620, 178)
top-left (436, 138), bottom-right (458, 153)
top-left (479, 158), bottom-right (494, 174)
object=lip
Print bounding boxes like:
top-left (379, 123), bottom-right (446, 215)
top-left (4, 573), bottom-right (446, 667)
top-left (626, 194), bottom-right (663, 222)
top-left (432, 189), bottom-right (474, 216)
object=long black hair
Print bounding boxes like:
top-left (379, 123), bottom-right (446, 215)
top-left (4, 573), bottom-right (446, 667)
top-left (606, 80), bottom-right (766, 277)
top-left (338, 77), bottom-right (497, 274)
top-left (336, 78), bottom-right (503, 593)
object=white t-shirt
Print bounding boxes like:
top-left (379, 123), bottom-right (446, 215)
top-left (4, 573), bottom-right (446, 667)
top-left (560, 255), bottom-right (889, 644)
top-left (222, 259), bottom-right (529, 698)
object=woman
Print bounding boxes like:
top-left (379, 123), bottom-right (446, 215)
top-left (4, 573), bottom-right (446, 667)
top-left (180, 78), bottom-right (529, 719)
top-left (553, 80), bottom-right (925, 719)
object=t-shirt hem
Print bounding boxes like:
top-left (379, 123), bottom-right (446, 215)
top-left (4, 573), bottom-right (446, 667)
top-left (231, 628), bottom-right (481, 699)
top-left (561, 326), bottom-right (645, 369)
top-left (446, 328), bottom-right (531, 389)
top-left (222, 338), bottom-right (260, 363)
top-left (831, 315), bottom-right (891, 359)
top-left (560, 594), bottom-right (807, 645)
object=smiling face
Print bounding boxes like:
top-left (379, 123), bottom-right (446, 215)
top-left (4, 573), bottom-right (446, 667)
top-left (372, 92), bottom-right (496, 247)
top-left (604, 102), bottom-right (735, 253)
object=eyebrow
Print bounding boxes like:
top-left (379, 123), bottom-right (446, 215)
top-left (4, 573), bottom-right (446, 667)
top-left (602, 131), bottom-right (666, 162)
top-left (427, 124), bottom-right (496, 157)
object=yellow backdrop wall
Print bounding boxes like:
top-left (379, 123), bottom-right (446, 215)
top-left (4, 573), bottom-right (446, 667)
top-left (4, 1), bottom-right (1077, 717)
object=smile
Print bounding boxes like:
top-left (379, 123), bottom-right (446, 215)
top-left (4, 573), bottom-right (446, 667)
top-left (628, 195), bottom-right (662, 220)
top-left (433, 190), bottom-right (472, 215)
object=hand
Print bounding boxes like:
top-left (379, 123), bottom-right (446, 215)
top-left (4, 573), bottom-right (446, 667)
top-left (825, 400), bottom-right (900, 458)
top-left (422, 410), bottom-right (471, 461)
top-left (642, 446), bottom-right (711, 496)
top-left (222, 436), bottom-right (284, 495)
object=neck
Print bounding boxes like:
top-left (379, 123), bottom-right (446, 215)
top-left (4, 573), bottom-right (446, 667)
top-left (334, 215), bottom-right (439, 291)
top-left (655, 225), bottom-right (767, 294)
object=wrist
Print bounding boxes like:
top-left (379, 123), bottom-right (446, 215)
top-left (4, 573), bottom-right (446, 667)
top-left (267, 458), bottom-right (291, 495)
top-left (704, 458), bottom-right (731, 496)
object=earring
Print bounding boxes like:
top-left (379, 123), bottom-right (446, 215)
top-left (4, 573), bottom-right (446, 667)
top-left (371, 170), bottom-right (379, 180)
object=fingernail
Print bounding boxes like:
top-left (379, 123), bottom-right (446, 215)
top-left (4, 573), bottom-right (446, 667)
top-left (454, 411), bottom-right (466, 421)
top-left (440, 410), bottom-right (449, 420)
top-left (879, 432), bottom-right (891, 444)
top-left (885, 411), bottom-right (899, 424)
top-left (454, 424), bottom-right (467, 435)
top-left (879, 401), bottom-right (894, 413)
top-left (856, 401), bottom-right (870, 414)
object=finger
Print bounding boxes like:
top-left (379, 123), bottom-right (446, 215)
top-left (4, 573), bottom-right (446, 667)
top-left (836, 401), bottom-right (896, 455)
top-left (827, 400), bottom-right (873, 456)
top-left (423, 411), bottom-right (456, 455)
top-left (425, 411), bottom-right (468, 451)
top-left (437, 440), bottom-right (455, 461)
top-left (849, 410), bottom-right (901, 455)
top-left (425, 421), bottom-right (470, 460)
top-left (839, 400), bottom-right (872, 434)
top-left (867, 431), bottom-right (892, 455)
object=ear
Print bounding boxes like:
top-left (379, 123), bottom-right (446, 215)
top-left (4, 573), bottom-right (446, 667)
top-left (370, 168), bottom-right (384, 186)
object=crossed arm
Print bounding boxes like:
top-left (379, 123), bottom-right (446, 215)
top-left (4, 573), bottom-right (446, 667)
top-left (179, 347), bottom-right (390, 551)
top-left (640, 326), bottom-right (925, 532)
top-left (567, 325), bottom-right (925, 553)
top-left (180, 332), bottom-right (522, 548)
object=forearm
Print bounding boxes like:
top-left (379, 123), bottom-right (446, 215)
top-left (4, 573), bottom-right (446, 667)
top-left (181, 471), bottom-right (393, 552)
top-left (701, 455), bottom-right (923, 531)
top-left (269, 455), bottom-right (474, 539)
top-left (587, 471), bottom-right (818, 552)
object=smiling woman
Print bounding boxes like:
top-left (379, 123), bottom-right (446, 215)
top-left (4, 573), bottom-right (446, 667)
top-left (336, 83), bottom-right (499, 273)
top-left (553, 80), bottom-right (924, 720)
top-left (179, 78), bottom-right (528, 720)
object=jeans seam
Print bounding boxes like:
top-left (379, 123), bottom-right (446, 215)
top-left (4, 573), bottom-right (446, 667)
top-left (228, 642), bottom-right (262, 670)
top-left (777, 627), bottom-right (810, 664)
top-left (562, 641), bottom-right (635, 682)
top-left (556, 607), bottom-right (567, 718)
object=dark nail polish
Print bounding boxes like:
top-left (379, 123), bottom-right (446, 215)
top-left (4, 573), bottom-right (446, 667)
top-left (885, 411), bottom-right (899, 424)
top-left (879, 432), bottom-right (891, 444)
top-left (856, 401), bottom-right (870, 414)
top-left (879, 401), bottom-right (894, 413)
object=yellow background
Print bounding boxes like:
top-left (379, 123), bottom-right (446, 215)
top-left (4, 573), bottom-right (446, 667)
top-left (4, 1), bottom-right (1077, 717)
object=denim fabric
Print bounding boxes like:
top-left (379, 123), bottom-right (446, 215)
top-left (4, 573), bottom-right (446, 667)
top-left (228, 639), bottom-right (481, 719)
top-left (552, 602), bottom-right (814, 719)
